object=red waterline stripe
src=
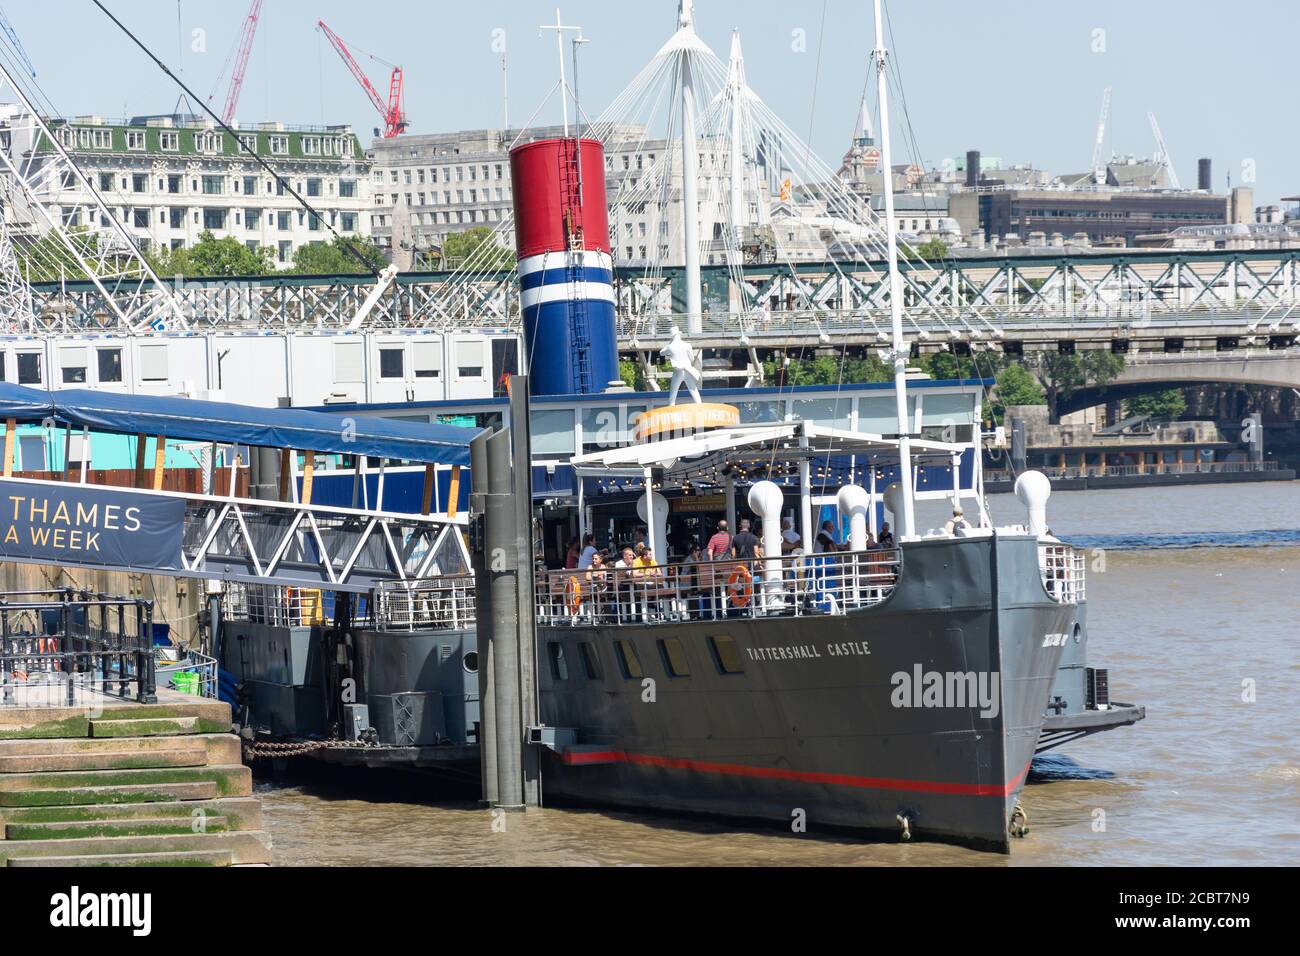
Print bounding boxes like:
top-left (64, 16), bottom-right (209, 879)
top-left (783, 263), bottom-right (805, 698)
top-left (560, 750), bottom-right (1032, 798)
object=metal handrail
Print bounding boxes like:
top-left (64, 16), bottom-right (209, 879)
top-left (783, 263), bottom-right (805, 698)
top-left (1039, 545), bottom-right (1086, 605)
top-left (536, 549), bottom-right (901, 627)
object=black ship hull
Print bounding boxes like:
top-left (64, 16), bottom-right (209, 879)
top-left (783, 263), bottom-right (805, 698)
top-left (536, 533), bottom-right (1074, 852)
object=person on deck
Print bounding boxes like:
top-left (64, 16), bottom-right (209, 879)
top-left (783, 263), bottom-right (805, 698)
top-left (944, 507), bottom-right (972, 536)
top-left (563, 537), bottom-right (580, 570)
top-left (780, 517), bottom-right (802, 554)
top-left (706, 519), bottom-right (733, 560)
top-left (577, 532), bottom-right (598, 570)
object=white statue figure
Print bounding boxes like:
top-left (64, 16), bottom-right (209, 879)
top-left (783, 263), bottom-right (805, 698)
top-left (660, 326), bottom-right (702, 405)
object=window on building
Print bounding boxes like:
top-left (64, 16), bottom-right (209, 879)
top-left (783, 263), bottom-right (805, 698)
top-left (203, 208), bottom-right (226, 229)
top-left (201, 175), bottom-right (223, 195)
top-left (378, 346), bottom-right (404, 379)
top-left (245, 209), bottom-right (261, 229)
top-left (412, 341), bottom-right (441, 379)
top-left (132, 209), bottom-right (149, 228)
top-left (308, 213), bottom-right (322, 231)
top-left (131, 173), bottom-right (146, 193)
top-left (302, 137), bottom-right (320, 156)
top-left (126, 130), bottom-right (146, 150)
top-left (334, 341), bottom-right (364, 383)
top-left (238, 134), bottom-right (257, 153)
top-left (306, 178), bottom-right (322, 197)
top-left (168, 208), bottom-right (184, 229)
top-left (16, 352), bottom-right (41, 385)
top-left (277, 211), bottom-right (291, 230)
top-left (166, 174), bottom-right (181, 194)
top-left (277, 240), bottom-right (291, 263)
top-left (455, 341), bottom-right (483, 378)
top-left (97, 348), bottom-right (123, 384)
top-left (193, 130), bottom-right (222, 154)
top-left (98, 172), bottom-right (113, 191)
top-left (138, 344), bottom-right (168, 382)
top-left (268, 135), bottom-right (288, 155)
top-left (160, 131), bottom-right (178, 151)
top-left (339, 179), bottom-right (356, 198)
top-left (60, 347), bottom-right (87, 384)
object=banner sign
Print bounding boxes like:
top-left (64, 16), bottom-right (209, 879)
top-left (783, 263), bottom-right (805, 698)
top-left (0, 480), bottom-right (187, 573)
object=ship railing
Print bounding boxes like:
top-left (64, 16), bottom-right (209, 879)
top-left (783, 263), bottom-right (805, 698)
top-left (371, 576), bottom-right (477, 632)
top-left (1039, 545), bottom-right (1086, 605)
top-left (0, 591), bottom-right (158, 707)
top-left (535, 549), bottom-right (900, 628)
top-left (222, 582), bottom-right (328, 628)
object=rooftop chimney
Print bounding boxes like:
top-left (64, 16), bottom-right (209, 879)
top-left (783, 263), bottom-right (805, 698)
top-left (966, 150), bottom-right (980, 188)
top-left (1198, 158), bottom-right (1212, 191)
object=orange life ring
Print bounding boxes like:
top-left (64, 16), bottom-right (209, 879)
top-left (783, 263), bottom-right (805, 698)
top-left (726, 564), bottom-right (753, 608)
top-left (564, 575), bottom-right (582, 614)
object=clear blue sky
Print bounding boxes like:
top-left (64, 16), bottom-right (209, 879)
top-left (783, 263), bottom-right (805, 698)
top-left (6, 1), bottom-right (1296, 203)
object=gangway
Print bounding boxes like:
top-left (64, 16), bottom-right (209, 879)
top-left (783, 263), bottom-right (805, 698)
top-left (0, 383), bottom-right (477, 592)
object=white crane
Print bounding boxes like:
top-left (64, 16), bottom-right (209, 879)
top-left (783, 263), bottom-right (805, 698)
top-left (1147, 111), bottom-right (1181, 190)
top-left (1091, 87), bottom-right (1112, 185)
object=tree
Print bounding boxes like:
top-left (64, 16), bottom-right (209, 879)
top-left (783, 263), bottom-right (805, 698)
top-left (762, 352), bottom-right (892, 387)
top-left (990, 363), bottom-right (1045, 423)
top-left (439, 226), bottom-right (514, 270)
top-left (287, 235), bottom-right (388, 275)
top-left (1125, 388), bottom-right (1187, 421)
top-left (907, 238), bottom-right (950, 261)
top-left (1024, 349), bottom-right (1124, 423)
top-left (152, 231), bottom-right (273, 277)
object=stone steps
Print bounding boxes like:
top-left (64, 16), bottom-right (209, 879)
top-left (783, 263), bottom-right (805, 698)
top-left (8, 849), bottom-right (233, 867)
top-left (0, 830), bottom-right (270, 866)
top-left (0, 693), bottom-right (270, 866)
top-left (6, 815), bottom-right (229, 840)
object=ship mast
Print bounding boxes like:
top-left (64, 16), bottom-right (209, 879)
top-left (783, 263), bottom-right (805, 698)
top-left (872, 0), bottom-right (916, 538)
top-left (677, 0), bottom-right (703, 332)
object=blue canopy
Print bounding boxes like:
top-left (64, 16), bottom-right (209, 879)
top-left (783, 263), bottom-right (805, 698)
top-left (0, 382), bottom-right (477, 466)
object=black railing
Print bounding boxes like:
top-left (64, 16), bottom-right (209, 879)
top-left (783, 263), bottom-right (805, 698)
top-left (0, 590), bottom-right (157, 707)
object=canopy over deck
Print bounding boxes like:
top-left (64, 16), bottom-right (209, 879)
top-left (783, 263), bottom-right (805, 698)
top-left (569, 421), bottom-right (969, 485)
top-left (0, 383), bottom-right (478, 466)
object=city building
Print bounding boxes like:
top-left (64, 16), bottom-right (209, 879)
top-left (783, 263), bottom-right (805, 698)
top-left (4, 112), bottom-right (371, 266)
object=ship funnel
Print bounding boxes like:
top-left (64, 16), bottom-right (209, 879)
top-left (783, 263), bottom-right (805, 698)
top-left (636, 490), bottom-right (670, 562)
top-left (1014, 470), bottom-right (1052, 536)
top-left (836, 484), bottom-right (871, 552)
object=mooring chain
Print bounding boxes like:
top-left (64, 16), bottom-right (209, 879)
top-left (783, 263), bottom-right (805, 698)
top-left (243, 738), bottom-right (376, 760)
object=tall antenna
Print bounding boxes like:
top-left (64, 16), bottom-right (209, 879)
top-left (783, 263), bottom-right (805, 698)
top-left (872, 0), bottom-right (916, 538)
top-left (1091, 87), bottom-right (1112, 186)
top-left (539, 8), bottom-right (582, 136)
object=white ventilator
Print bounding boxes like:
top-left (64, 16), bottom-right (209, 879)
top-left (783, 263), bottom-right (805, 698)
top-left (748, 480), bottom-right (785, 604)
top-left (836, 484), bottom-right (871, 552)
top-left (1014, 470), bottom-right (1052, 537)
top-left (882, 482), bottom-right (903, 533)
top-left (636, 490), bottom-right (670, 561)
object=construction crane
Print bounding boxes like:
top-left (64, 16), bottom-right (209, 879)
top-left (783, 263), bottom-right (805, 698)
top-left (317, 20), bottom-right (408, 138)
top-left (1091, 87), bottom-right (1111, 185)
top-left (220, 0), bottom-right (263, 125)
top-left (1147, 111), bottom-right (1181, 190)
top-left (0, 3), bottom-right (37, 77)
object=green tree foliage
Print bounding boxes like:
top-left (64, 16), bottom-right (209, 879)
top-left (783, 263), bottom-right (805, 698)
top-left (990, 362), bottom-right (1046, 423)
top-left (1024, 349), bottom-right (1124, 423)
top-left (439, 226), bottom-right (514, 270)
top-left (763, 352), bottom-right (892, 387)
top-left (288, 235), bottom-right (388, 275)
top-left (152, 231), bottom-right (273, 277)
top-left (907, 238), bottom-right (950, 261)
top-left (1125, 388), bottom-right (1187, 421)
top-left (14, 228), bottom-right (104, 282)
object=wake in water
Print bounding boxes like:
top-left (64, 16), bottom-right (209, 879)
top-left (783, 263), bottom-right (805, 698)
top-left (1058, 529), bottom-right (1300, 551)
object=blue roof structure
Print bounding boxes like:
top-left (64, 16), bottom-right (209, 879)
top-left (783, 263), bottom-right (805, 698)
top-left (0, 383), bottom-right (478, 466)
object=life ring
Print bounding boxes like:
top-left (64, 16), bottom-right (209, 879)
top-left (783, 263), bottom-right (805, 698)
top-left (564, 575), bottom-right (582, 614)
top-left (726, 564), bottom-right (753, 608)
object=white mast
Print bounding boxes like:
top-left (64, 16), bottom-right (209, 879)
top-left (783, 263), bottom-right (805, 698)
top-left (872, 0), bottom-right (916, 538)
top-left (540, 8), bottom-right (580, 136)
top-left (678, 0), bottom-right (703, 332)
top-left (726, 30), bottom-right (745, 269)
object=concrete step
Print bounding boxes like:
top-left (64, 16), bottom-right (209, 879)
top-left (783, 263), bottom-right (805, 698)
top-left (8, 848), bottom-right (233, 867)
top-left (0, 780), bottom-right (219, 808)
top-left (0, 747), bottom-right (209, 773)
top-left (0, 830), bottom-right (271, 865)
top-left (2, 795), bottom-right (263, 830)
top-left (0, 764), bottom-right (251, 799)
top-left (6, 815), bottom-right (229, 840)
top-left (0, 734), bottom-right (240, 765)
top-left (90, 716), bottom-right (201, 738)
top-left (0, 697), bottom-right (233, 739)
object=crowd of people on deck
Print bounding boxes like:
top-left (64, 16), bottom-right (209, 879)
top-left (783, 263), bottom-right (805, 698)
top-left (548, 511), bottom-right (911, 623)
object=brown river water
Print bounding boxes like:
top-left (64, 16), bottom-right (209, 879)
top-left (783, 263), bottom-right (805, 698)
top-left (259, 481), bottom-right (1300, 866)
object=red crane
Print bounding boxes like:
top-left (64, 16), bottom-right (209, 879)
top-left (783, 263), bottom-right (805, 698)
top-left (317, 20), bottom-right (408, 138)
top-left (221, 0), bottom-right (264, 125)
